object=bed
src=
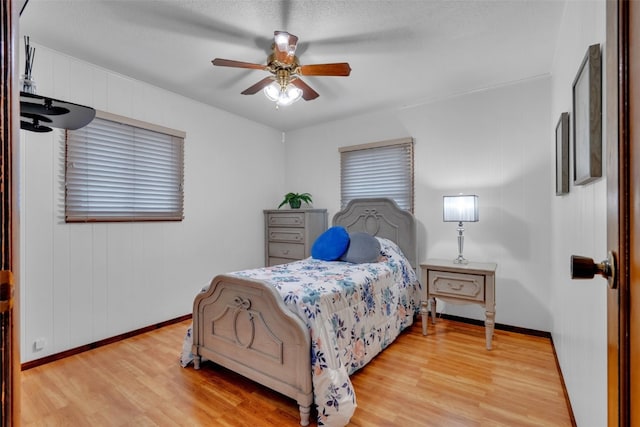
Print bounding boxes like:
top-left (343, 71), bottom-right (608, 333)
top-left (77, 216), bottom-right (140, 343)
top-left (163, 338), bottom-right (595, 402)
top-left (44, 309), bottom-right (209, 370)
top-left (183, 198), bottom-right (423, 426)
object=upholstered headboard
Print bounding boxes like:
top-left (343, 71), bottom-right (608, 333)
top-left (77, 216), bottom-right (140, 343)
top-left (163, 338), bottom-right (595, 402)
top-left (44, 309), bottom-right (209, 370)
top-left (333, 198), bottom-right (417, 268)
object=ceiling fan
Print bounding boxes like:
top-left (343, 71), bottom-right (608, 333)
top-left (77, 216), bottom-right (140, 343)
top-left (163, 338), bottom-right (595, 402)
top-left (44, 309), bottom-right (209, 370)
top-left (212, 31), bottom-right (351, 106)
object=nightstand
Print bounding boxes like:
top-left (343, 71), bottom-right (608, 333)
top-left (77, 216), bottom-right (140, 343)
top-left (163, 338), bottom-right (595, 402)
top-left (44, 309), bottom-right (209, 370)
top-left (420, 259), bottom-right (498, 350)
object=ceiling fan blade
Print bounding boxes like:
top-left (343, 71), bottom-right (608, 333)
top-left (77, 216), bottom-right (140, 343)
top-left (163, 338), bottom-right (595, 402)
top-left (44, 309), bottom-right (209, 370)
top-left (290, 78), bottom-right (319, 101)
top-left (241, 77), bottom-right (275, 95)
top-left (298, 63), bottom-right (352, 77)
top-left (212, 58), bottom-right (266, 70)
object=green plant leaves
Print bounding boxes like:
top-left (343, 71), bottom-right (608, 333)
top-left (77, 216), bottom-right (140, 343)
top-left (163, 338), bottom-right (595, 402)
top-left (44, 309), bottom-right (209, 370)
top-left (278, 192), bottom-right (313, 209)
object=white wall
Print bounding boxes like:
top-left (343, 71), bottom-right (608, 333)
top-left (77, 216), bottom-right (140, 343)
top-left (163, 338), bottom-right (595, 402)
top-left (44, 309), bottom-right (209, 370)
top-left (549, 1), bottom-right (607, 426)
top-left (285, 76), bottom-right (553, 332)
top-left (19, 44), bottom-right (285, 362)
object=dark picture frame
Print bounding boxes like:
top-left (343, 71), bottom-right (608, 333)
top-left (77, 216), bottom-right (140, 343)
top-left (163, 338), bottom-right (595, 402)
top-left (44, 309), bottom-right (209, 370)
top-left (572, 43), bottom-right (602, 185)
top-left (555, 112), bottom-right (570, 195)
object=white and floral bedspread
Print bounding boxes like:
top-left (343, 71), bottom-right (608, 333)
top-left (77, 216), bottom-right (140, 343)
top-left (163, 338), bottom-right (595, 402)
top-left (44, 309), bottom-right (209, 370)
top-left (181, 237), bottom-right (421, 427)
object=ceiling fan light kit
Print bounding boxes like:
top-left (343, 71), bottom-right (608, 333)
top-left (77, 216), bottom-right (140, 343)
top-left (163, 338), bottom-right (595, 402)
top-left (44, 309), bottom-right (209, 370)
top-left (264, 81), bottom-right (303, 107)
top-left (212, 31), bottom-right (351, 108)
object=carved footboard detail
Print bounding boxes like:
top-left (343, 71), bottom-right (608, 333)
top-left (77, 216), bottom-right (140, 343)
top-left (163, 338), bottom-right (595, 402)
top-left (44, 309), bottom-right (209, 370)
top-left (210, 295), bottom-right (285, 363)
top-left (192, 275), bottom-right (313, 426)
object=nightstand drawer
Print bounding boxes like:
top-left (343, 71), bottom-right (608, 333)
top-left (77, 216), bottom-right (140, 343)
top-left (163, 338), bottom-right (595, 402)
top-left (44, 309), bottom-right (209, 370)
top-left (428, 270), bottom-right (485, 302)
top-left (268, 242), bottom-right (305, 259)
top-left (268, 227), bottom-right (305, 243)
top-left (267, 212), bottom-right (306, 227)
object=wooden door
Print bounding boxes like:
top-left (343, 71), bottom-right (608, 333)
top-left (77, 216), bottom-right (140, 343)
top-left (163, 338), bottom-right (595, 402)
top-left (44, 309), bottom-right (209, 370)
top-left (626, 2), bottom-right (639, 425)
top-left (605, 0), bottom-right (636, 425)
top-left (0, 0), bottom-right (20, 425)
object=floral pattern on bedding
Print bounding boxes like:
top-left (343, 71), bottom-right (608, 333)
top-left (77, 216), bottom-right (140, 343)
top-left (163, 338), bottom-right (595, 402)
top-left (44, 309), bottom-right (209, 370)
top-left (181, 237), bottom-right (421, 427)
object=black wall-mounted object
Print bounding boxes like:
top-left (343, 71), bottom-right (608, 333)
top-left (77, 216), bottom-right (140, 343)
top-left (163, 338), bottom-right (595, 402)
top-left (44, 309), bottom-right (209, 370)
top-left (20, 92), bottom-right (96, 133)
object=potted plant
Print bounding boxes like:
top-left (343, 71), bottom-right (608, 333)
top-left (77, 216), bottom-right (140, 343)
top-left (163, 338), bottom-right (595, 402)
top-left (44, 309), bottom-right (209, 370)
top-left (278, 192), bottom-right (313, 209)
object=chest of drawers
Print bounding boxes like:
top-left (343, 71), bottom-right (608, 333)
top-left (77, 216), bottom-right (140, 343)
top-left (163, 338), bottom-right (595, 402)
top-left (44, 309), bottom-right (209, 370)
top-left (264, 209), bottom-right (328, 266)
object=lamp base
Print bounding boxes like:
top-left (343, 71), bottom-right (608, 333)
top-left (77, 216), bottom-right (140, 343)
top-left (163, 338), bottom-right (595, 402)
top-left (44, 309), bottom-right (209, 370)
top-left (453, 222), bottom-right (469, 264)
top-left (453, 256), bottom-right (469, 265)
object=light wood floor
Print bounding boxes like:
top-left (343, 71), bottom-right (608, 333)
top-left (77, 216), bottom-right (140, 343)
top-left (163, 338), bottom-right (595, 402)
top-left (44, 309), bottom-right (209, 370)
top-left (21, 318), bottom-right (574, 426)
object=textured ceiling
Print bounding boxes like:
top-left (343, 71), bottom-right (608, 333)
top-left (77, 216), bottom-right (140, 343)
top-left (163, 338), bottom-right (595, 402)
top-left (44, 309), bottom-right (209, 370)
top-left (19, 0), bottom-right (565, 132)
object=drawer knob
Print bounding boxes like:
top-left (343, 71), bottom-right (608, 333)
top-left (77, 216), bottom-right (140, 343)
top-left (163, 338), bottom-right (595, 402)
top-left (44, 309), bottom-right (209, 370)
top-left (448, 281), bottom-right (464, 291)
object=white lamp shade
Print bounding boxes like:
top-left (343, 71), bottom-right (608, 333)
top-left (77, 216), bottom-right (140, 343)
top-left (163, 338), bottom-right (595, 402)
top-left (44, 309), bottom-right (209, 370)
top-left (278, 85), bottom-right (302, 105)
top-left (443, 195), bottom-right (479, 222)
top-left (264, 82), bottom-right (281, 101)
top-left (263, 82), bottom-right (302, 106)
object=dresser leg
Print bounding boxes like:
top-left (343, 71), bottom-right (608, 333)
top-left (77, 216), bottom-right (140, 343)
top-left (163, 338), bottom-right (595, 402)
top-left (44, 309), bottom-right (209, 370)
top-left (485, 309), bottom-right (495, 350)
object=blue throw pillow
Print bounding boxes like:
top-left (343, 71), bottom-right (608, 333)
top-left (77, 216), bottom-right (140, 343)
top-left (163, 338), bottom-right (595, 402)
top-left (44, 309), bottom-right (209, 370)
top-left (311, 226), bottom-right (350, 261)
top-left (339, 232), bottom-right (381, 264)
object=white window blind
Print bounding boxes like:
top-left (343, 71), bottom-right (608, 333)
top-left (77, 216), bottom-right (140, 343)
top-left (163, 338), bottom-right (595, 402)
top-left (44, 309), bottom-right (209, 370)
top-left (340, 137), bottom-right (414, 212)
top-left (65, 113), bottom-right (185, 222)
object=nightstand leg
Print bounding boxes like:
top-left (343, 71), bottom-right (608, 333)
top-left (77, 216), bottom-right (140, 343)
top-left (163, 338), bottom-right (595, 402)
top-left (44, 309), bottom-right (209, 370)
top-left (485, 309), bottom-right (495, 350)
top-left (421, 300), bottom-right (429, 335)
top-left (430, 298), bottom-right (437, 324)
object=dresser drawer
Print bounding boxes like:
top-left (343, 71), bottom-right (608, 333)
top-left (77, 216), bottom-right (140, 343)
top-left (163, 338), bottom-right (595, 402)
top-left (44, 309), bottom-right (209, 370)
top-left (268, 257), bottom-right (295, 266)
top-left (267, 212), bottom-right (306, 227)
top-left (268, 242), bottom-right (305, 260)
top-left (428, 270), bottom-right (485, 302)
top-left (268, 227), bottom-right (305, 243)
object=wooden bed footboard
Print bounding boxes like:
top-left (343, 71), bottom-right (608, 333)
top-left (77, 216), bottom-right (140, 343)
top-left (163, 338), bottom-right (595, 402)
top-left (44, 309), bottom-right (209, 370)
top-left (192, 274), bottom-right (313, 426)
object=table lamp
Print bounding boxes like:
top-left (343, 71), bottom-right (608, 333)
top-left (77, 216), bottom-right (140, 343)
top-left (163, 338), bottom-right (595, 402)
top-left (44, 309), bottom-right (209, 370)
top-left (443, 194), bottom-right (479, 264)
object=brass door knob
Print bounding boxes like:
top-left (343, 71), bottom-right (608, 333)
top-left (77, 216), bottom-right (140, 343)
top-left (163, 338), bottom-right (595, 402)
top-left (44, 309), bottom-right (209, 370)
top-left (570, 251), bottom-right (616, 289)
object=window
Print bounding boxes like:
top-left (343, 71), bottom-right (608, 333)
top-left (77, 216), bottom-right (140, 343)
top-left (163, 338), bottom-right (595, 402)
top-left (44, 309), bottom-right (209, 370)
top-left (65, 111), bottom-right (185, 222)
top-left (340, 137), bottom-right (414, 212)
